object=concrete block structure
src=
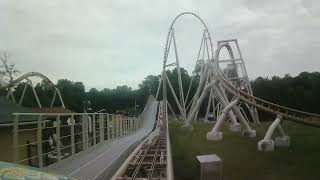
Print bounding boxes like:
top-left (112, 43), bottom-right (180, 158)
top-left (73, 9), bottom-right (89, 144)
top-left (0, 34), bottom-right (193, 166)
top-left (197, 154), bottom-right (222, 180)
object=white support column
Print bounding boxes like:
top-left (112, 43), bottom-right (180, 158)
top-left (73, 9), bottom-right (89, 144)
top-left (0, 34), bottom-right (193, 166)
top-left (165, 73), bottom-right (185, 120)
top-left (275, 124), bottom-right (290, 147)
top-left (235, 39), bottom-right (260, 123)
top-left (258, 115), bottom-right (289, 151)
top-left (19, 83), bottom-right (28, 105)
top-left (231, 106), bottom-right (255, 137)
top-left (172, 30), bottom-right (186, 118)
top-left (239, 106), bottom-right (250, 123)
top-left (55, 88), bottom-right (65, 108)
top-left (155, 72), bottom-right (163, 100)
top-left (30, 82), bottom-right (42, 108)
top-left (167, 101), bottom-right (177, 121)
top-left (50, 89), bottom-right (57, 108)
top-left (211, 89), bottom-right (216, 119)
top-left (207, 98), bottom-right (239, 141)
top-left (186, 80), bottom-right (217, 128)
top-left (214, 84), bottom-right (240, 132)
top-left (205, 92), bottom-right (212, 122)
top-left (10, 90), bottom-right (16, 103)
top-left (6, 88), bottom-right (11, 100)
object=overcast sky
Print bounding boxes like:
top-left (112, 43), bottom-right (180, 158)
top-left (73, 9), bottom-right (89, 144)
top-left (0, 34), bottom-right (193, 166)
top-left (0, 0), bottom-right (319, 90)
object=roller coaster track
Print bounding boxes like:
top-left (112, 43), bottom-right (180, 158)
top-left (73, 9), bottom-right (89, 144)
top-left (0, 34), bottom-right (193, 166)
top-left (214, 43), bottom-right (320, 127)
top-left (5, 72), bottom-right (65, 108)
top-left (112, 101), bottom-right (171, 180)
top-left (159, 12), bottom-right (320, 129)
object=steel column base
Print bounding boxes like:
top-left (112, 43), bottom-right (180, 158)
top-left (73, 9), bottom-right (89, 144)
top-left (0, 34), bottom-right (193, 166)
top-left (207, 131), bottom-right (223, 141)
top-left (242, 130), bottom-right (256, 138)
top-left (258, 139), bottom-right (274, 151)
top-left (229, 123), bottom-right (241, 132)
top-left (275, 136), bottom-right (290, 147)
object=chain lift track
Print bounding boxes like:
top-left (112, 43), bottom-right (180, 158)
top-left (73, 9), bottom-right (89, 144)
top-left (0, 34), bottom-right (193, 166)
top-left (113, 101), bottom-right (170, 179)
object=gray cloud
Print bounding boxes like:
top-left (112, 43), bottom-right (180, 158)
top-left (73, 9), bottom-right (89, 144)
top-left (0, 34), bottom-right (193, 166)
top-left (0, 0), bottom-right (319, 90)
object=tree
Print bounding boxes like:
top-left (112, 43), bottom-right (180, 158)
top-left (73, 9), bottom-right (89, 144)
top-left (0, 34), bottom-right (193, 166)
top-left (56, 79), bottom-right (85, 112)
top-left (0, 51), bottom-right (20, 86)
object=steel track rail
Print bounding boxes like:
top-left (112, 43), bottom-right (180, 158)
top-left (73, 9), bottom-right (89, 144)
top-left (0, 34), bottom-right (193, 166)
top-left (113, 101), bottom-right (170, 180)
top-left (215, 43), bottom-right (320, 127)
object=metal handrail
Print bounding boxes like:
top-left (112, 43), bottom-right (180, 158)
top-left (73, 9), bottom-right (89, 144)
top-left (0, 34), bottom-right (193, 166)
top-left (12, 112), bottom-right (141, 167)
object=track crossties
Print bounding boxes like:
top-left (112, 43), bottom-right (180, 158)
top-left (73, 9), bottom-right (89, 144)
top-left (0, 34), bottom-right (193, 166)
top-left (116, 101), bottom-right (168, 180)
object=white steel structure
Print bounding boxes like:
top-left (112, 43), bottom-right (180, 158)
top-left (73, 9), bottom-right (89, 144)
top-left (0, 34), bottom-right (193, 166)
top-left (6, 72), bottom-right (65, 108)
top-left (158, 12), bottom-right (320, 151)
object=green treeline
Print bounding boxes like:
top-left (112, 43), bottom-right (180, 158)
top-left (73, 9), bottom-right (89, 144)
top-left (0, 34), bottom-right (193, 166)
top-left (251, 72), bottom-right (320, 119)
top-left (2, 69), bottom-right (320, 120)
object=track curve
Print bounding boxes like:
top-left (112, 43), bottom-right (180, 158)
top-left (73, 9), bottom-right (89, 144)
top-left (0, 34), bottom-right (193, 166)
top-left (214, 42), bottom-right (320, 127)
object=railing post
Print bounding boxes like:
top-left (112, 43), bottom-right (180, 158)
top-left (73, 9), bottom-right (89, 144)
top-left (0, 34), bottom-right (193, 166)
top-left (123, 116), bottom-right (126, 135)
top-left (137, 117), bottom-right (140, 130)
top-left (127, 117), bottom-right (129, 133)
top-left (106, 114), bottom-right (110, 140)
top-left (37, 115), bottom-right (43, 168)
top-left (120, 116), bottom-right (123, 136)
top-left (71, 114), bottom-right (75, 155)
top-left (134, 117), bottom-right (137, 131)
top-left (56, 115), bottom-right (61, 162)
top-left (117, 115), bottom-right (120, 137)
top-left (86, 114), bottom-right (90, 149)
top-left (116, 116), bottom-right (119, 137)
top-left (128, 117), bottom-right (131, 132)
top-left (123, 116), bottom-right (127, 134)
top-left (112, 116), bottom-right (115, 139)
top-left (99, 114), bottom-right (104, 143)
top-left (82, 115), bottom-right (86, 150)
top-left (93, 114), bottom-right (96, 145)
top-left (13, 114), bottom-right (19, 163)
top-left (131, 117), bottom-right (134, 132)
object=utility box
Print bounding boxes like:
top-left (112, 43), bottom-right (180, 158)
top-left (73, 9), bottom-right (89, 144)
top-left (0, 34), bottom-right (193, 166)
top-left (196, 154), bottom-right (222, 180)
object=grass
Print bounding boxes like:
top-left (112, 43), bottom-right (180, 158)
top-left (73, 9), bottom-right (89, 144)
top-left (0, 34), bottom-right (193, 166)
top-left (169, 120), bottom-right (320, 180)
